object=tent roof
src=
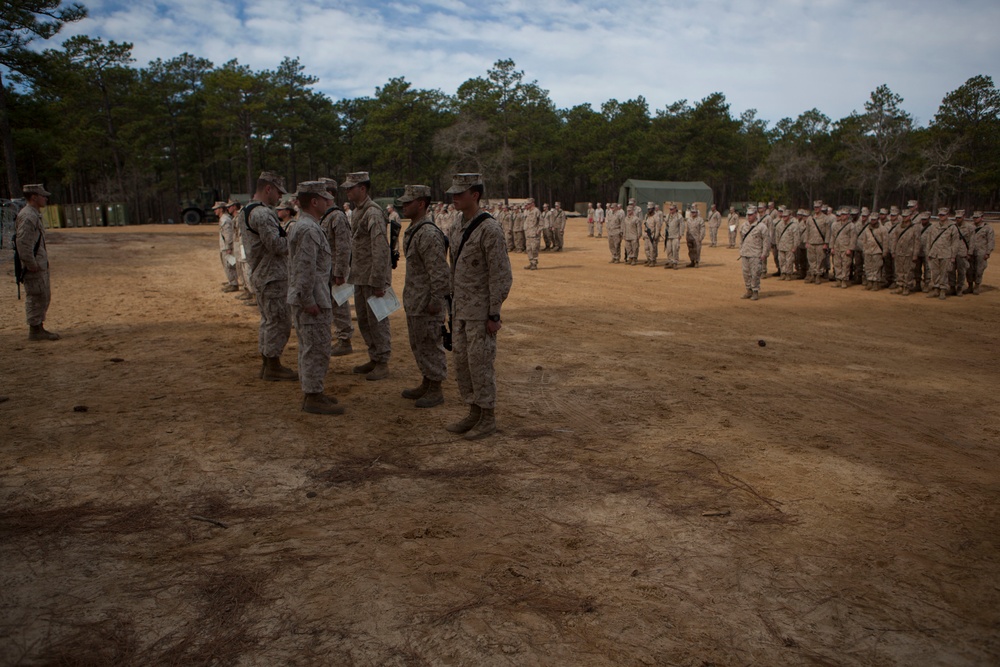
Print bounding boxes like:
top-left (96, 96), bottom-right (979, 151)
top-left (621, 179), bottom-right (712, 191)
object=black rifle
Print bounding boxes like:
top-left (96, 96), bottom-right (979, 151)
top-left (13, 232), bottom-right (42, 301)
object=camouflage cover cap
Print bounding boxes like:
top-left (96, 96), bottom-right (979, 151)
top-left (212, 201), bottom-right (227, 210)
top-left (907, 200), bottom-right (918, 207)
top-left (850, 208), bottom-right (859, 215)
top-left (296, 181), bottom-right (334, 201)
top-left (781, 209), bottom-right (791, 217)
top-left (938, 207), bottom-right (949, 215)
top-left (445, 173), bottom-right (483, 194)
top-left (813, 200), bottom-right (823, 208)
top-left (797, 209), bottom-right (809, 216)
top-left (320, 177), bottom-right (338, 191)
top-left (647, 201), bottom-right (655, 208)
top-left (341, 171), bottom-right (371, 188)
top-left (902, 209), bottom-right (912, 217)
top-left (555, 201), bottom-right (561, 207)
top-left (879, 208), bottom-right (888, 215)
top-left (23, 183), bottom-right (51, 197)
top-left (861, 207), bottom-right (870, 216)
top-left (226, 200), bottom-right (241, 208)
top-left (396, 184), bottom-right (432, 203)
top-left (746, 206), bottom-right (757, 214)
top-left (918, 212), bottom-right (931, 221)
top-left (972, 211), bottom-right (983, 219)
top-left (955, 210), bottom-right (966, 217)
top-left (669, 203), bottom-right (678, 210)
top-left (890, 206), bottom-right (900, 214)
top-left (258, 170), bottom-right (287, 195)
top-left (277, 200), bottom-right (297, 212)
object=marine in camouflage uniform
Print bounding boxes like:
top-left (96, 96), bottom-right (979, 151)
top-left (552, 202), bottom-right (567, 251)
top-left (318, 178), bottom-right (355, 357)
top-left (889, 210), bottom-right (920, 296)
top-left (606, 203), bottom-right (624, 263)
top-left (663, 204), bottom-right (685, 269)
top-left (594, 203), bottom-right (605, 237)
top-left (513, 204), bottom-right (526, 252)
top-left (623, 204), bottom-right (642, 265)
top-left (951, 211), bottom-right (976, 296)
top-left (343, 171), bottom-right (393, 380)
top-left (859, 218), bottom-right (886, 291)
top-left (215, 202), bottom-right (239, 291)
top-left (288, 182), bottom-right (343, 415)
top-left (523, 200), bottom-right (542, 270)
top-left (829, 209), bottom-right (858, 288)
top-left (15, 184), bottom-right (60, 340)
top-left (925, 208), bottom-right (961, 300)
top-left (243, 171), bottom-right (297, 381)
top-left (739, 208), bottom-right (768, 300)
top-left (707, 204), bottom-right (722, 247)
top-left (686, 207), bottom-right (706, 267)
top-left (642, 203), bottom-right (663, 266)
top-left (444, 174), bottom-right (513, 440)
top-left (774, 210), bottom-right (801, 281)
top-left (804, 201), bottom-right (830, 283)
top-left (399, 185), bottom-right (451, 408)
top-left (970, 212), bottom-right (994, 294)
top-left (727, 206), bottom-right (739, 248)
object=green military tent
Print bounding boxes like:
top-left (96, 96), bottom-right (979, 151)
top-left (617, 180), bottom-right (713, 209)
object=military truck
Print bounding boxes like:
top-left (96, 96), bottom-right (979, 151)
top-left (180, 187), bottom-right (223, 225)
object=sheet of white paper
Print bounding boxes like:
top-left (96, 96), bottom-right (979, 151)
top-left (331, 282), bottom-right (354, 306)
top-left (239, 245), bottom-right (247, 260)
top-left (366, 286), bottom-right (401, 322)
top-left (226, 254), bottom-right (237, 267)
top-left (729, 224), bottom-right (737, 232)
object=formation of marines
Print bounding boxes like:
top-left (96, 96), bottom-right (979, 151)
top-left (734, 200), bottom-right (994, 301)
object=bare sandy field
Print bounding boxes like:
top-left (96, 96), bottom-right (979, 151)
top-left (1, 221), bottom-right (998, 666)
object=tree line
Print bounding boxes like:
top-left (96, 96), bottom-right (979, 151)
top-left (2, 1), bottom-right (998, 224)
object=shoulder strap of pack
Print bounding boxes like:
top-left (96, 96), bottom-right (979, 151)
top-left (866, 227), bottom-right (883, 253)
top-left (405, 219), bottom-right (448, 256)
top-left (453, 212), bottom-right (493, 264)
top-left (242, 202), bottom-right (265, 235)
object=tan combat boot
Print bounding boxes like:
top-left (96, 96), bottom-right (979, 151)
top-left (262, 356), bottom-right (298, 381)
top-left (415, 381), bottom-right (444, 408)
top-left (926, 288), bottom-right (939, 298)
top-left (366, 362), bottom-right (389, 381)
top-left (740, 289), bottom-right (753, 299)
top-left (302, 393), bottom-right (344, 415)
top-left (401, 377), bottom-right (429, 399)
top-left (901, 287), bottom-right (910, 296)
top-left (464, 408), bottom-right (496, 440)
top-left (446, 405), bottom-right (482, 434)
top-left (28, 325), bottom-right (60, 341)
top-left (973, 283), bottom-right (981, 295)
top-left (353, 359), bottom-right (377, 375)
top-left (330, 339), bottom-right (353, 356)
top-left (750, 291), bottom-right (759, 301)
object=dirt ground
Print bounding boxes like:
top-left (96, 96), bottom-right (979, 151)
top-left (2, 220), bottom-right (999, 666)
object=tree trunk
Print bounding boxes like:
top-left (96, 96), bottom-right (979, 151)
top-left (0, 70), bottom-right (21, 198)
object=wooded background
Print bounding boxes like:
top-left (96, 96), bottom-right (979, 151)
top-left (3, 2), bottom-right (998, 223)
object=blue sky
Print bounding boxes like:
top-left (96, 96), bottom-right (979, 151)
top-left (55, 0), bottom-right (1000, 127)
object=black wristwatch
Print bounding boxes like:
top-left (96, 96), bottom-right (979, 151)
top-left (487, 314), bottom-right (501, 322)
